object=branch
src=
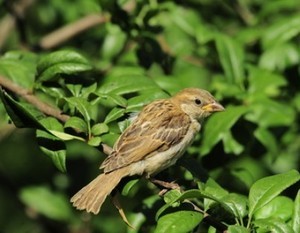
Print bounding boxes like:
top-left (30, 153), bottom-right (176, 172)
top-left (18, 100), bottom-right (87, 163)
top-left (0, 75), bottom-right (114, 154)
top-left (0, 75), bottom-right (70, 122)
top-left (37, 13), bottom-right (109, 50)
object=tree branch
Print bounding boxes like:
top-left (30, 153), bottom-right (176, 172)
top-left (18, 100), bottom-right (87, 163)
top-left (37, 13), bottom-right (109, 50)
top-left (0, 75), bottom-right (70, 122)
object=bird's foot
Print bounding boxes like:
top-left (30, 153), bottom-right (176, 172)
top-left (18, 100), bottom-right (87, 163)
top-left (149, 178), bottom-right (181, 195)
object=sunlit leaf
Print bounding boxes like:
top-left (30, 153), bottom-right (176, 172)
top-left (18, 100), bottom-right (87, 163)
top-left (126, 90), bottom-right (168, 112)
top-left (261, 14), bottom-right (300, 49)
top-left (88, 136), bottom-right (102, 147)
top-left (253, 218), bottom-right (294, 233)
top-left (227, 225), bottom-right (250, 233)
top-left (91, 123), bottom-right (109, 136)
top-left (37, 118), bottom-right (67, 172)
top-left (101, 23), bottom-right (127, 59)
top-left (49, 130), bottom-right (84, 141)
top-left (221, 193), bottom-right (248, 219)
top-left (200, 105), bottom-right (248, 156)
top-left (259, 43), bottom-right (299, 71)
top-left (64, 116), bottom-right (88, 134)
top-left (215, 34), bottom-right (245, 89)
top-left (37, 50), bottom-right (92, 82)
top-left (64, 97), bottom-right (91, 122)
top-left (222, 131), bottom-right (244, 155)
top-left (247, 66), bottom-right (287, 97)
top-left (0, 51), bottom-right (37, 88)
top-left (19, 186), bottom-right (72, 221)
top-left (292, 190), bottom-right (300, 233)
top-left (97, 73), bottom-right (159, 95)
top-left (104, 107), bottom-right (126, 124)
top-left (245, 98), bottom-right (295, 127)
top-left (254, 196), bottom-right (294, 221)
top-left (155, 211), bottom-right (203, 233)
top-left (121, 179), bottom-right (139, 196)
top-left (248, 170), bottom-right (300, 218)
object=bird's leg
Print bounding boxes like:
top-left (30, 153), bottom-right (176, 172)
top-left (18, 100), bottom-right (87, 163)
top-left (149, 178), bottom-right (181, 189)
top-left (148, 177), bottom-right (182, 196)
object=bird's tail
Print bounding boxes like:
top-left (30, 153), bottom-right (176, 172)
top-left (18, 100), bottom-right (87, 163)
top-left (71, 167), bottom-right (130, 214)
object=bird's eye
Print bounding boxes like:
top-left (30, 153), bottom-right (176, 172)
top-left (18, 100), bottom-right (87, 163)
top-left (194, 98), bottom-right (202, 105)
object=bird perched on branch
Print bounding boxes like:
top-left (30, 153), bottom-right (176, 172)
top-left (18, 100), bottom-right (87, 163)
top-left (71, 88), bottom-right (224, 214)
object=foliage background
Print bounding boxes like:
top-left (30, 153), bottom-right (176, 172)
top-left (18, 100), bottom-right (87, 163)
top-left (0, 0), bottom-right (299, 233)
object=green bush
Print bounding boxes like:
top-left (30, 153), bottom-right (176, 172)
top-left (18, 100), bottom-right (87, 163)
top-left (0, 1), bottom-right (299, 232)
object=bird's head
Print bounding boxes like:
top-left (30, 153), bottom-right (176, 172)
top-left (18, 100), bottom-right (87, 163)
top-left (171, 88), bottom-right (224, 121)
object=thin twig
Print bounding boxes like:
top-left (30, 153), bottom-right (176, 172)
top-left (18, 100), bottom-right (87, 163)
top-left (0, 75), bottom-right (70, 122)
top-left (0, 15), bottom-right (15, 49)
top-left (38, 13), bottom-right (110, 50)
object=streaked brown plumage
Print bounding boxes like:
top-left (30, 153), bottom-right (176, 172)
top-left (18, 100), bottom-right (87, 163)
top-left (71, 88), bottom-right (224, 214)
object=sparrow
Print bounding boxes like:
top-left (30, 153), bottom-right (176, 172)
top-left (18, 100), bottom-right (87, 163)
top-left (71, 88), bottom-right (224, 214)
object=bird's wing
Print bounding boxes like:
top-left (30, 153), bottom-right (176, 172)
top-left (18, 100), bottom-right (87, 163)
top-left (101, 99), bottom-right (191, 173)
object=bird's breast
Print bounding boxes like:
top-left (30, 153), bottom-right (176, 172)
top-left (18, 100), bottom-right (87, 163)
top-left (129, 119), bottom-right (201, 176)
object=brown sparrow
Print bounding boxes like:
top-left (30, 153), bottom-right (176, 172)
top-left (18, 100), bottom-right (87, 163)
top-left (71, 88), bottom-right (224, 214)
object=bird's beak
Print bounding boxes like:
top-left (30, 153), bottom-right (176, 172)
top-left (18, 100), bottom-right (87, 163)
top-left (202, 102), bottom-right (225, 112)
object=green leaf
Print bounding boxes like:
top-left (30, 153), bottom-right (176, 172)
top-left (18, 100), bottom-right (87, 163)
top-left (156, 189), bottom-right (204, 220)
top-left (64, 116), bottom-right (88, 134)
top-left (222, 131), bottom-right (244, 155)
top-left (126, 90), bottom-right (168, 112)
top-left (100, 132), bottom-right (119, 148)
top-left (163, 190), bottom-right (182, 205)
top-left (292, 190), bottom-right (300, 233)
top-left (0, 89), bottom-right (45, 129)
top-left (245, 98), bottom-right (295, 127)
top-left (97, 73), bottom-right (160, 96)
top-left (200, 105), bottom-right (248, 156)
top-left (104, 107), bottom-right (126, 124)
top-left (91, 123), bottom-right (109, 136)
top-left (64, 97), bottom-right (91, 122)
top-left (254, 127), bottom-right (278, 155)
top-left (248, 170), bottom-right (300, 218)
top-left (48, 130), bottom-right (84, 141)
top-left (259, 43), bottom-right (300, 71)
top-left (254, 196), bottom-right (294, 221)
top-left (203, 178), bottom-right (229, 211)
top-left (92, 92), bottom-right (128, 108)
top-left (227, 225), bottom-right (250, 233)
top-left (253, 218), bottom-right (294, 233)
top-left (247, 66), bottom-right (287, 97)
top-left (215, 34), bottom-right (245, 89)
top-left (261, 14), bottom-right (300, 49)
top-left (88, 136), bottom-right (102, 147)
top-left (155, 211), bottom-right (203, 233)
top-left (121, 179), bottom-right (139, 196)
top-left (0, 51), bottom-right (37, 88)
top-left (66, 84), bottom-right (82, 97)
top-left (38, 136), bottom-right (66, 172)
top-left (101, 23), bottom-right (127, 59)
top-left (221, 193), bottom-right (248, 219)
top-left (81, 83), bottom-right (97, 98)
top-left (36, 50), bottom-right (92, 82)
top-left (37, 118), bottom-right (67, 172)
top-left (19, 186), bottom-right (72, 221)
top-left (156, 187), bottom-right (233, 220)
top-left (105, 93), bottom-right (128, 107)
top-left (171, 7), bottom-right (200, 37)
